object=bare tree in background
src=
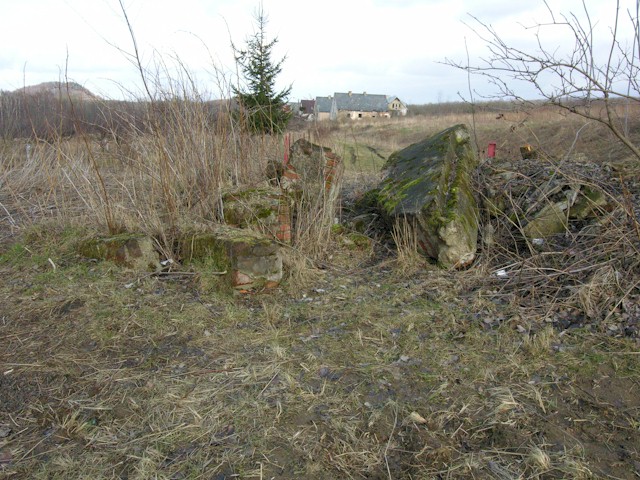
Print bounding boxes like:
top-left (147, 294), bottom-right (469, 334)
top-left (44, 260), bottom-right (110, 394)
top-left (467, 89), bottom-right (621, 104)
top-left (446, 0), bottom-right (640, 160)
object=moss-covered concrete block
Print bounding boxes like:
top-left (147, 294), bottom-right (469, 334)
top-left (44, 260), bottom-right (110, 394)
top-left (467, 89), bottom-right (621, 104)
top-left (522, 186), bottom-right (609, 239)
top-left (223, 188), bottom-right (281, 229)
top-left (222, 187), bottom-right (296, 244)
top-left (179, 226), bottom-right (282, 289)
top-left (377, 124), bottom-right (479, 268)
top-left (569, 187), bottom-right (608, 220)
top-left (523, 201), bottom-right (569, 238)
top-left (78, 234), bottom-right (160, 271)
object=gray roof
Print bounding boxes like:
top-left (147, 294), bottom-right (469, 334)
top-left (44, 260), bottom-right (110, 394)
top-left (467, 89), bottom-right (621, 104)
top-left (315, 96), bottom-right (332, 113)
top-left (334, 92), bottom-right (388, 112)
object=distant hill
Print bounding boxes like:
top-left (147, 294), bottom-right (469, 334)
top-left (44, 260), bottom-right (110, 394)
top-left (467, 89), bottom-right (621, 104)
top-left (11, 81), bottom-right (99, 101)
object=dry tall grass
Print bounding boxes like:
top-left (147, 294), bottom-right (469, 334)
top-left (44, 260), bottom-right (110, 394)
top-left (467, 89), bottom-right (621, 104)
top-left (0, 75), bottom-right (340, 265)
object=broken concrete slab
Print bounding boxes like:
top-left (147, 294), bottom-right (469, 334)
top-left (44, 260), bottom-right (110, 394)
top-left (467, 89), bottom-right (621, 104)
top-left (377, 124), bottom-right (479, 268)
top-left (522, 185), bottom-right (610, 239)
top-left (569, 186), bottom-right (609, 220)
top-left (522, 200), bottom-right (570, 238)
top-left (179, 226), bottom-right (283, 290)
top-left (78, 234), bottom-right (160, 271)
top-left (481, 159), bottom-right (611, 239)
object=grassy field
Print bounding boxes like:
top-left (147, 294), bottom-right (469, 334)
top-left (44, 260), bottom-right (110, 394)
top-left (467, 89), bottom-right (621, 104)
top-left (1, 104), bottom-right (640, 479)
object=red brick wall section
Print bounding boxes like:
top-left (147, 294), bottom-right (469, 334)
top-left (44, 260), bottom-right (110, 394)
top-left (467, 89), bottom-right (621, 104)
top-left (276, 134), bottom-right (294, 243)
top-left (276, 195), bottom-right (292, 243)
top-left (323, 151), bottom-right (341, 192)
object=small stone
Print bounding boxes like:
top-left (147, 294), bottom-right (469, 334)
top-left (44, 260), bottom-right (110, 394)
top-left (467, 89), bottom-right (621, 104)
top-left (399, 355), bottom-right (410, 363)
top-left (0, 449), bottom-right (12, 465)
top-left (408, 411), bottom-right (428, 424)
top-left (317, 366), bottom-right (341, 381)
top-left (443, 354), bottom-right (460, 365)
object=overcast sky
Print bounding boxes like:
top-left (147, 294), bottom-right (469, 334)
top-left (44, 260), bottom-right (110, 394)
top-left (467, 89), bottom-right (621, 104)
top-left (0, 0), bottom-right (637, 104)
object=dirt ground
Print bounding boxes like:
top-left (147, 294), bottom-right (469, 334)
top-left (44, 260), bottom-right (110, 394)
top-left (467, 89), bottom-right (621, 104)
top-left (1, 220), bottom-right (639, 479)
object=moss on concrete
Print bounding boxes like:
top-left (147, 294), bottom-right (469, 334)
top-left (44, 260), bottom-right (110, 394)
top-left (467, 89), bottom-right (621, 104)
top-left (179, 226), bottom-right (282, 290)
top-left (78, 234), bottom-right (160, 271)
top-left (376, 125), bottom-right (479, 267)
top-left (222, 188), bottom-right (282, 229)
top-left (180, 233), bottom-right (231, 272)
top-left (523, 202), bottom-right (569, 238)
top-left (344, 232), bottom-right (373, 250)
top-left (569, 187), bottom-right (608, 220)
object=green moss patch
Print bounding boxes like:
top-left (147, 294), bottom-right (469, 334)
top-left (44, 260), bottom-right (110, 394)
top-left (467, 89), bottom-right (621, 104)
top-left (376, 125), bottom-right (479, 267)
top-left (179, 226), bottom-right (283, 290)
top-left (78, 234), bottom-right (160, 271)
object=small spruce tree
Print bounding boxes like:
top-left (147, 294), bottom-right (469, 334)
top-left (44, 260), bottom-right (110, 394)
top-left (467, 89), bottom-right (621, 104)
top-left (232, 6), bottom-right (292, 134)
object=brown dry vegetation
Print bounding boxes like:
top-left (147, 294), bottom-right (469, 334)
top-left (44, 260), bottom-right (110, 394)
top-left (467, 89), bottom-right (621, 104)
top-left (1, 102), bottom-right (640, 479)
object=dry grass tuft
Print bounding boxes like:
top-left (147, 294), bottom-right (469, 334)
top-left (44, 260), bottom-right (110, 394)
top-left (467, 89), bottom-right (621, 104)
top-left (527, 445), bottom-right (552, 473)
top-left (577, 265), bottom-right (623, 319)
top-left (390, 216), bottom-right (426, 277)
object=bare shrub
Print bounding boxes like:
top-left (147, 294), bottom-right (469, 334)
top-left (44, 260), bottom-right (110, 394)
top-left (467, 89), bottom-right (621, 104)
top-left (447, 1), bottom-right (640, 161)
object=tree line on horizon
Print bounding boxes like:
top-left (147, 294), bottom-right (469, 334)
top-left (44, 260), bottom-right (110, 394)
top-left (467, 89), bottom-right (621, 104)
top-left (1, 85), bottom-right (549, 141)
top-left (0, 89), bottom-right (234, 141)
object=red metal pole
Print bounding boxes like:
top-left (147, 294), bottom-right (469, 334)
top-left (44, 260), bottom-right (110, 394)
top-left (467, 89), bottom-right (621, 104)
top-left (283, 134), bottom-right (290, 166)
top-left (487, 142), bottom-right (496, 159)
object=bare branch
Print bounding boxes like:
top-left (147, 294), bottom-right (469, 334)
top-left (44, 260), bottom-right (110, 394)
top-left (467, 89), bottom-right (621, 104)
top-left (443, 3), bottom-right (640, 161)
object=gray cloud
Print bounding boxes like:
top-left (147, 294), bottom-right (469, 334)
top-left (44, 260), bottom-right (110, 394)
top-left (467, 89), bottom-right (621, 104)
top-left (1, 0), bottom-right (634, 104)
